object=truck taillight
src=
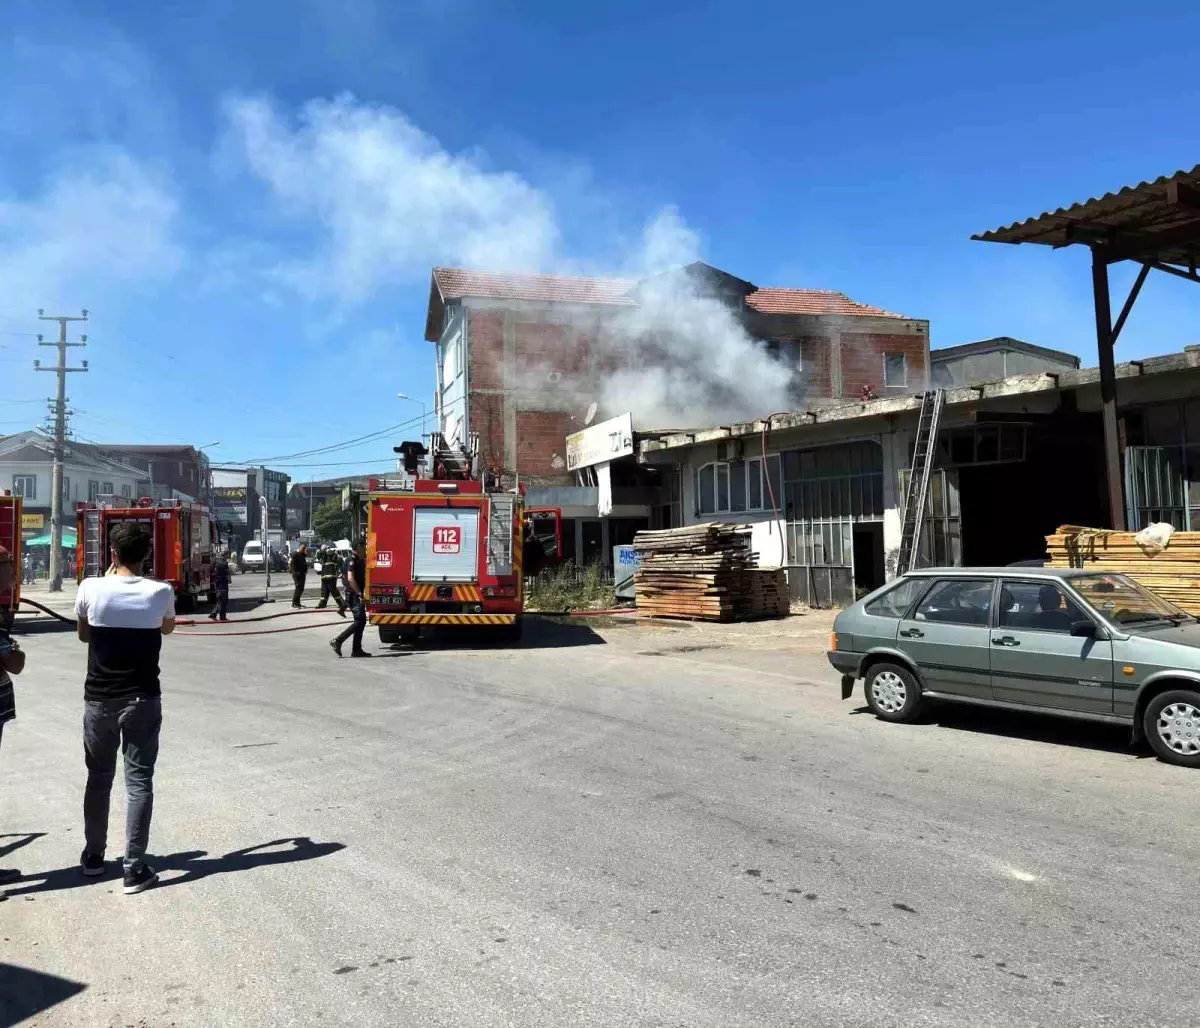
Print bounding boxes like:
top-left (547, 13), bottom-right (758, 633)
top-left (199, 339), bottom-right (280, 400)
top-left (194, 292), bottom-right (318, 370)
top-left (483, 585), bottom-right (516, 598)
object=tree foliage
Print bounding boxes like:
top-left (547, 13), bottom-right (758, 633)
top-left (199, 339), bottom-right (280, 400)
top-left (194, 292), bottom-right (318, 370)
top-left (312, 497), bottom-right (351, 541)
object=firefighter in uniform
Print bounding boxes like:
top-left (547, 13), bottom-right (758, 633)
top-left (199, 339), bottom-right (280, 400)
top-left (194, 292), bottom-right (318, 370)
top-left (330, 540), bottom-right (369, 658)
top-left (289, 543), bottom-right (309, 608)
top-left (316, 546), bottom-right (346, 616)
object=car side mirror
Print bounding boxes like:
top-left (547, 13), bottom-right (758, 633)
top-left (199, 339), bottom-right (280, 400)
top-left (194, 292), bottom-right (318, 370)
top-left (1069, 619), bottom-right (1096, 638)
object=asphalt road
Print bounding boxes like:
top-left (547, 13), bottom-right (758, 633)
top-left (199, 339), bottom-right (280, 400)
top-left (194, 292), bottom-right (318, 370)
top-left (2, 579), bottom-right (1197, 1027)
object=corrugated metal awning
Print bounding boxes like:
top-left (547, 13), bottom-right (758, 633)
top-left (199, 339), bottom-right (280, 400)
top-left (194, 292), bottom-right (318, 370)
top-left (973, 165), bottom-right (1200, 269)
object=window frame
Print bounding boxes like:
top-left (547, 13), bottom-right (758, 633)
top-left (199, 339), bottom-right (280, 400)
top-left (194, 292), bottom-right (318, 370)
top-left (883, 352), bottom-right (908, 388)
top-left (695, 456), bottom-right (782, 517)
top-left (996, 578), bottom-right (1091, 635)
top-left (101, 481), bottom-right (113, 496)
top-left (12, 474), bottom-right (36, 500)
top-left (863, 575), bottom-right (931, 619)
top-left (910, 576), bottom-right (996, 627)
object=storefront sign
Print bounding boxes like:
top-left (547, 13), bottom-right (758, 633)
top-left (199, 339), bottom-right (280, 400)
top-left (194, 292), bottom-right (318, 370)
top-left (21, 513), bottom-right (44, 530)
top-left (566, 412), bottom-right (634, 472)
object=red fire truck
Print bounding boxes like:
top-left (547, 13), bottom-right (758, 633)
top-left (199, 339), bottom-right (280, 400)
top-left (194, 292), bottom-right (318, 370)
top-left (363, 437), bottom-right (560, 646)
top-left (77, 497), bottom-right (220, 611)
top-left (0, 492), bottom-right (21, 618)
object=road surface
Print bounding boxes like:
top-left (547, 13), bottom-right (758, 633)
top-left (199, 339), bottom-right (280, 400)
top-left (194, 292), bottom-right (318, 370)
top-left (1, 582), bottom-right (1196, 1026)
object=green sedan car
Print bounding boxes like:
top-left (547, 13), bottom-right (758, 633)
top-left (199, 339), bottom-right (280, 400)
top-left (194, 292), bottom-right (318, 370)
top-left (828, 567), bottom-right (1200, 767)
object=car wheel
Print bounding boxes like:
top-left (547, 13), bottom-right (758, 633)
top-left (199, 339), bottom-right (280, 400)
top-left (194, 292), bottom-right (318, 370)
top-left (864, 662), bottom-right (923, 723)
top-left (1143, 689), bottom-right (1200, 768)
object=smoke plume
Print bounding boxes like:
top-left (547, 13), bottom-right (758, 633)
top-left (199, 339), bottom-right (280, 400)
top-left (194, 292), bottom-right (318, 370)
top-left (224, 93), bottom-right (795, 427)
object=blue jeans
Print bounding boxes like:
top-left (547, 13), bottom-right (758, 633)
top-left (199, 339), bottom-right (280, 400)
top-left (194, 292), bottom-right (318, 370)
top-left (83, 694), bottom-right (162, 871)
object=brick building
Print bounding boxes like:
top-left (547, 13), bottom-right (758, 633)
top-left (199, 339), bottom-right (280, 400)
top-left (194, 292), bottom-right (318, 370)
top-left (425, 262), bottom-right (928, 483)
top-left (424, 261), bottom-right (927, 566)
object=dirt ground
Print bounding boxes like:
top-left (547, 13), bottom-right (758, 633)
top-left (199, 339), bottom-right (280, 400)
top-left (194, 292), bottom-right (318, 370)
top-left (591, 606), bottom-right (837, 655)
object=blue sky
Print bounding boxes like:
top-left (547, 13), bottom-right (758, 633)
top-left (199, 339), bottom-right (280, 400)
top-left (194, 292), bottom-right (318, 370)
top-left (1, 0), bottom-right (1198, 477)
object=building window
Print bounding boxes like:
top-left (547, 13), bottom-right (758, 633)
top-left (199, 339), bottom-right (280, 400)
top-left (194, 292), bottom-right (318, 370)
top-left (884, 353), bottom-right (908, 387)
top-left (121, 484), bottom-right (132, 498)
top-left (695, 455), bottom-right (782, 516)
top-left (101, 481), bottom-right (113, 495)
top-left (12, 475), bottom-right (35, 500)
top-left (88, 480), bottom-right (100, 501)
top-left (782, 441), bottom-right (885, 568)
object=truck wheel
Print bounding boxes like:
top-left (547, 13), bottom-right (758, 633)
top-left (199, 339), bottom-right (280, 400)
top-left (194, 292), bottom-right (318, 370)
top-left (498, 620), bottom-right (523, 645)
top-left (206, 589), bottom-right (217, 605)
top-left (176, 592), bottom-right (196, 614)
top-left (1143, 689), bottom-right (1200, 768)
top-left (399, 629), bottom-right (421, 647)
top-left (378, 627), bottom-right (400, 645)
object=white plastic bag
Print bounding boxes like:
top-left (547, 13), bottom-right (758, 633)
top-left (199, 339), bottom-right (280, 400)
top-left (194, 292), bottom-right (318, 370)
top-left (1134, 522), bottom-right (1174, 556)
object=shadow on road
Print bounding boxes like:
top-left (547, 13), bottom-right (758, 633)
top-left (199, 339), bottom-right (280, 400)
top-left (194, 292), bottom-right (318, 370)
top-left (851, 702), bottom-right (1146, 759)
top-left (0, 832), bottom-right (46, 861)
top-left (9, 615), bottom-right (75, 636)
top-left (0, 963), bottom-right (86, 1027)
top-left (389, 616), bottom-right (606, 653)
top-left (2, 837), bottom-right (345, 898)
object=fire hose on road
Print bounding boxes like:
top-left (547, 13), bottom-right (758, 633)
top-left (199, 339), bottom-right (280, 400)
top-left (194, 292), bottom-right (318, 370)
top-left (17, 598), bottom-right (345, 637)
top-left (16, 598), bottom-right (633, 637)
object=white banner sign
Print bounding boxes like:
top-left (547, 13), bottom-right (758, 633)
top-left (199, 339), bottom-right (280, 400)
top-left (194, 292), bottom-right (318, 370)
top-left (566, 412), bottom-right (634, 472)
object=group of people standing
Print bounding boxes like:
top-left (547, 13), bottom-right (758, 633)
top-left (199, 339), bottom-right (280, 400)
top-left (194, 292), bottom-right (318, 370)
top-left (287, 542), bottom-right (371, 658)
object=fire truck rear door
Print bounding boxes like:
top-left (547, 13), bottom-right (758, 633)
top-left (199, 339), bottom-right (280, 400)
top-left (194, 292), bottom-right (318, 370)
top-left (412, 507), bottom-right (479, 582)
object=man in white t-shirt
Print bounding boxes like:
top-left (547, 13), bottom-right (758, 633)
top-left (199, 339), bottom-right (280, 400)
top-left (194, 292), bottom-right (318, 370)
top-left (74, 521), bottom-right (175, 895)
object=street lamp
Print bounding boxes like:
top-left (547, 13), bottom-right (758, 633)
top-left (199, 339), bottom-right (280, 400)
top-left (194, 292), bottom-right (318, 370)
top-left (396, 393), bottom-right (427, 441)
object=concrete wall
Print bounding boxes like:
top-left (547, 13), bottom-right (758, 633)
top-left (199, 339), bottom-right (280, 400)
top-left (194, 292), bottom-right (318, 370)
top-left (932, 348), bottom-right (1077, 387)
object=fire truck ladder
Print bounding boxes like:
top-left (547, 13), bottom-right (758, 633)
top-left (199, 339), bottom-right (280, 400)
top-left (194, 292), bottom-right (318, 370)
top-left (896, 388), bottom-right (946, 574)
top-left (82, 507), bottom-right (104, 578)
top-left (487, 495), bottom-right (515, 576)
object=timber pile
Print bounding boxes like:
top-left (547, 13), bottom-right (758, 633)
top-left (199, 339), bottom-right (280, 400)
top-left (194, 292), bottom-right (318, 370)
top-left (1045, 524), bottom-right (1200, 615)
top-left (633, 524), bottom-right (787, 621)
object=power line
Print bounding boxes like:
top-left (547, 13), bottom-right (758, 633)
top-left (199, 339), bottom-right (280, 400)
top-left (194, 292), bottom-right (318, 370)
top-left (217, 412), bottom-right (427, 466)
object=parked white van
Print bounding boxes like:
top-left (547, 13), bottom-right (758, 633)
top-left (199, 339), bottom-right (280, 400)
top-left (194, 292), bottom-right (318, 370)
top-left (241, 541), bottom-right (266, 573)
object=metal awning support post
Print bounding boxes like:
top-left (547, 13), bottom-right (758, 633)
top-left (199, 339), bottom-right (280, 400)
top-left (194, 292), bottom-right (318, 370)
top-left (1091, 249), bottom-right (1126, 530)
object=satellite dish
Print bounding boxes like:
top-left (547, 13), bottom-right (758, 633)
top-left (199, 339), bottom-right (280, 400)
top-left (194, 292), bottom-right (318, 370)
top-left (584, 403), bottom-right (598, 426)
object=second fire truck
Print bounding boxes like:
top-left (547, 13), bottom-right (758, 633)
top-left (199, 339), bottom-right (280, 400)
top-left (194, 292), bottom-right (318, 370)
top-left (77, 497), bottom-right (220, 611)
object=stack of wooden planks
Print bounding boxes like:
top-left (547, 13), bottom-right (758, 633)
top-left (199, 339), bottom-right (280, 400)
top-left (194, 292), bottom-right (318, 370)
top-left (1045, 524), bottom-right (1200, 615)
top-left (633, 524), bottom-right (788, 621)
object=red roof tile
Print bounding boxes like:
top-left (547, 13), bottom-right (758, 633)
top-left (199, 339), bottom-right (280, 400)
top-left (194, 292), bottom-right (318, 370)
top-left (432, 267), bottom-right (636, 306)
top-left (745, 288), bottom-right (906, 319)
top-left (431, 267), bottom-right (907, 319)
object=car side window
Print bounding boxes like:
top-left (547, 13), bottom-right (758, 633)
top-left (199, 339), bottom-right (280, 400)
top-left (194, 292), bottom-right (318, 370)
top-left (864, 577), bottom-right (927, 618)
top-left (998, 581), bottom-right (1088, 634)
top-left (912, 578), bottom-right (993, 627)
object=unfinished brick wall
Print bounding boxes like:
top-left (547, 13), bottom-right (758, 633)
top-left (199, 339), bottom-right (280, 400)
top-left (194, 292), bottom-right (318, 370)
top-left (840, 332), bottom-right (928, 396)
top-left (514, 411), bottom-right (573, 479)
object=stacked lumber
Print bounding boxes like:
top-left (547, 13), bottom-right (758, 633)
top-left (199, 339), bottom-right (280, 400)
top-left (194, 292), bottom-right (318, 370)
top-left (1045, 524), bottom-right (1200, 615)
top-left (750, 567), bottom-right (791, 618)
top-left (633, 524), bottom-right (787, 621)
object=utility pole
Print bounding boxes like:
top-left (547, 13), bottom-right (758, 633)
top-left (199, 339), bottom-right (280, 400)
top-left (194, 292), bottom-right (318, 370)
top-left (34, 309), bottom-right (88, 592)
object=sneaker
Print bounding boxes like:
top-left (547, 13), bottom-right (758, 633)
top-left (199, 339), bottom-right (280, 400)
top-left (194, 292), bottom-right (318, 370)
top-left (329, 639), bottom-right (343, 658)
top-left (338, 609), bottom-right (347, 618)
top-left (123, 863), bottom-right (158, 895)
top-left (80, 850), bottom-right (106, 877)
top-left (349, 650), bottom-right (372, 658)
top-left (207, 612), bottom-right (218, 621)
top-left (218, 617), bottom-right (229, 622)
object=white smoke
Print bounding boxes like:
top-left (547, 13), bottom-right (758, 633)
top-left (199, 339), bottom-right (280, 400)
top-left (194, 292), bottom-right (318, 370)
top-left (224, 93), bottom-right (794, 426)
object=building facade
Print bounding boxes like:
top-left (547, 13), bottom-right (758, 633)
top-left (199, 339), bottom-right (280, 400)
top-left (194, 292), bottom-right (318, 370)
top-left (210, 466), bottom-right (290, 555)
top-left (0, 431), bottom-right (146, 541)
top-left (98, 444), bottom-right (214, 504)
top-left (425, 261), bottom-right (928, 567)
top-left (639, 346), bottom-right (1200, 607)
top-left (931, 337), bottom-right (1080, 387)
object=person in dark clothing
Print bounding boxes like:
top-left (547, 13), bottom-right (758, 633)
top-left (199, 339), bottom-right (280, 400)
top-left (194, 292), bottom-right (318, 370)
top-left (289, 544), bottom-right (309, 609)
top-left (330, 541), bottom-right (369, 658)
top-left (1, 597), bottom-right (26, 884)
top-left (208, 548), bottom-right (231, 622)
top-left (316, 547), bottom-right (346, 616)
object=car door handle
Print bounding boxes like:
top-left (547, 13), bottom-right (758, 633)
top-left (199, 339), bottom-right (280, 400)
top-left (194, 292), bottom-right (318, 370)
top-left (899, 628), bottom-right (924, 638)
top-left (992, 636), bottom-right (1020, 646)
